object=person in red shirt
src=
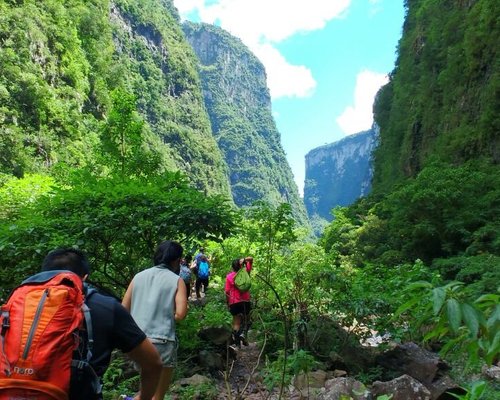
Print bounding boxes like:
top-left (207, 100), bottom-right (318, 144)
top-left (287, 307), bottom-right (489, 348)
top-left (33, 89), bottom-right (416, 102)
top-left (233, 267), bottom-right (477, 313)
top-left (225, 256), bottom-right (253, 347)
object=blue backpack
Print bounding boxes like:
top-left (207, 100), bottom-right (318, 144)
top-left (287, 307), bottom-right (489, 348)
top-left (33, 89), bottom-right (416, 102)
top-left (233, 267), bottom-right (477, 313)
top-left (198, 261), bottom-right (210, 279)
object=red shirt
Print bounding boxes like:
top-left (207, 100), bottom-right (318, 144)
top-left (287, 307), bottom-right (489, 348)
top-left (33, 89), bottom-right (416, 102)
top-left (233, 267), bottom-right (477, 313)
top-left (225, 261), bottom-right (252, 305)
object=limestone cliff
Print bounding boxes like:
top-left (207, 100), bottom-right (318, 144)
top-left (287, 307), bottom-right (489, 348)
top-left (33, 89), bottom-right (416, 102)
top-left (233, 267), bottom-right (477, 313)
top-left (304, 128), bottom-right (377, 221)
top-left (183, 22), bottom-right (308, 225)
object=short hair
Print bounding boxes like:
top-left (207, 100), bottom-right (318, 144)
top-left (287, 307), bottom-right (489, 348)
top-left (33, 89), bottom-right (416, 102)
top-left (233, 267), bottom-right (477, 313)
top-left (231, 258), bottom-right (242, 272)
top-left (153, 240), bottom-right (183, 267)
top-left (42, 248), bottom-right (90, 277)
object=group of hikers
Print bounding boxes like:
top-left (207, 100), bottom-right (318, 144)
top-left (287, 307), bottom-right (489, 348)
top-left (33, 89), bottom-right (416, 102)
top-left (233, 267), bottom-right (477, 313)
top-left (0, 240), bottom-right (253, 400)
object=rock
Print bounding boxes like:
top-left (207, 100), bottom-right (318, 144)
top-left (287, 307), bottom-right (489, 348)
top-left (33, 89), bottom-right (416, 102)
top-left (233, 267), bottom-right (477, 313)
top-left (333, 369), bottom-right (347, 378)
top-left (294, 370), bottom-right (328, 390)
top-left (177, 373), bottom-right (212, 386)
top-left (198, 325), bottom-right (232, 346)
top-left (317, 377), bottom-right (370, 400)
top-left (198, 349), bottom-right (224, 371)
top-left (376, 342), bottom-right (448, 385)
top-left (372, 374), bottom-right (432, 400)
top-left (426, 375), bottom-right (461, 400)
top-left (482, 364), bottom-right (500, 381)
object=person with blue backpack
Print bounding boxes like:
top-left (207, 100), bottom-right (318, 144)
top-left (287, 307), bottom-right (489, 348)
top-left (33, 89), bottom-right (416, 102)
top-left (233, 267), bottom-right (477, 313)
top-left (195, 254), bottom-right (210, 299)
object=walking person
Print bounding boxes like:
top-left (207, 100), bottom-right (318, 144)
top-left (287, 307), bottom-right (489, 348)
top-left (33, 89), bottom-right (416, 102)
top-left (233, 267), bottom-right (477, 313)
top-left (225, 257), bottom-right (253, 347)
top-left (40, 248), bottom-right (162, 400)
top-left (122, 240), bottom-right (188, 400)
top-left (195, 254), bottom-right (210, 299)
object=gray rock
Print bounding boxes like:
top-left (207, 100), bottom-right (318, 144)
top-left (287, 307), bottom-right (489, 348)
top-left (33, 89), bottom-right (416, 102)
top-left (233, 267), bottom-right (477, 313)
top-left (372, 374), bottom-right (432, 400)
top-left (376, 342), bottom-right (448, 385)
top-left (317, 377), bottom-right (370, 400)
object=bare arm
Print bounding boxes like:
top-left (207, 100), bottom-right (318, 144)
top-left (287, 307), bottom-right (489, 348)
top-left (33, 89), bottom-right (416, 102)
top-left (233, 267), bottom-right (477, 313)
top-left (127, 338), bottom-right (162, 400)
top-left (122, 281), bottom-right (133, 311)
top-left (175, 278), bottom-right (188, 321)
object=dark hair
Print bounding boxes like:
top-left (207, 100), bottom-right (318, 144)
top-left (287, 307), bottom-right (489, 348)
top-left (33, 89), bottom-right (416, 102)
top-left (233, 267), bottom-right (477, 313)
top-left (154, 240), bottom-right (183, 268)
top-left (231, 258), bottom-right (242, 272)
top-left (185, 254), bottom-right (193, 264)
top-left (42, 248), bottom-right (90, 277)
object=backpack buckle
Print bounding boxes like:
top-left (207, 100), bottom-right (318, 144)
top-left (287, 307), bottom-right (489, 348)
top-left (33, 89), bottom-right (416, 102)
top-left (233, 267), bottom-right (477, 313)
top-left (1, 311), bottom-right (9, 335)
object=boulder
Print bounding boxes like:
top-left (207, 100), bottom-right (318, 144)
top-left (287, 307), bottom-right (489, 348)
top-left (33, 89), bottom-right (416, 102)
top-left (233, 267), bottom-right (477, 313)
top-left (198, 325), bottom-right (232, 346)
top-left (317, 377), bottom-right (370, 400)
top-left (177, 373), bottom-right (212, 386)
top-left (293, 370), bottom-right (328, 390)
top-left (198, 349), bottom-right (224, 371)
top-left (376, 342), bottom-right (448, 385)
top-left (426, 375), bottom-right (462, 400)
top-left (372, 374), bottom-right (432, 400)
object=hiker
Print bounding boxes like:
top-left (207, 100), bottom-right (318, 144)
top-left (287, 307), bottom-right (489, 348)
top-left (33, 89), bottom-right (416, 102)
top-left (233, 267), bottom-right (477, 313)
top-left (225, 256), bottom-right (253, 347)
top-left (122, 240), bottom-right (188, 400)
top-left (195, 254), bottom-right (210, 299)
top-left (41, 248), bottom-right (161, 400)
top-left (179, 255), bottom-right (192, 299)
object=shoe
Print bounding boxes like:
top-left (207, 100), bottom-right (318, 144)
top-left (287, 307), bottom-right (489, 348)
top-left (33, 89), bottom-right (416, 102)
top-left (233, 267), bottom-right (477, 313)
top-left (239, 334), bottom-right (249, 346)
top-left (118, 396), bottom-right (134, 400)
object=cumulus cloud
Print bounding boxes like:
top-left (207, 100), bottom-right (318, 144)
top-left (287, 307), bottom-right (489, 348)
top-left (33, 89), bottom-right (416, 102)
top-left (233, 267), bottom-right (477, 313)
top-left (173, 0), bottom-right (351, 99)
top-left (336, 70), bottom-right (388, 134)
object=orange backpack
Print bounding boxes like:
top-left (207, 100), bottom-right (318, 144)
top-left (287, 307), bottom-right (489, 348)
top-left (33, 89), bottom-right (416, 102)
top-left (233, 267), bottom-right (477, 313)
top-left (0, 271), bottom-right (86, 400)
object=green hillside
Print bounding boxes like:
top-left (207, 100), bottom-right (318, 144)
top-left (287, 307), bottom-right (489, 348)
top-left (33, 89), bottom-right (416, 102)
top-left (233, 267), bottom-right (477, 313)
top-left (373, 0), bottom-right (499, 191)
top-left (183, 22), bottom-right (309, 225)
top-left (0, 0), bottom-right (230, 195)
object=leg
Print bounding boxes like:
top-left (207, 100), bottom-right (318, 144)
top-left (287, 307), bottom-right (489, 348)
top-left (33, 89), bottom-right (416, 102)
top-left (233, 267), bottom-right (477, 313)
top-left (195, 278), bottom-right (202, 298)
top-left (153, 367), bottom-right (174, 400)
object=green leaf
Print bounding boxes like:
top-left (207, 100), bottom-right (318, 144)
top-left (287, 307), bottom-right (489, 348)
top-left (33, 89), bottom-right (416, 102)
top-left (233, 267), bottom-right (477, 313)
top-left (461, 303), bottom-right (479, 338)
top-left (407, 281), bottom-right (433, 291)
top-left (485, 330), bottom-right (500, 365)
top-left (432, 287), bottom-right (446, 315)
top-left (446, 298), bottom-right (462, 333)
top-left (469, 380), bottom-right (486, 399)
top-left (394, 296), bottom-right (421, 317)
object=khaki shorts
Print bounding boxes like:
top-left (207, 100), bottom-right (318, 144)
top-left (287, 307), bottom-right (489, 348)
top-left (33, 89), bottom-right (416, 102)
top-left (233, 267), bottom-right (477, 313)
top-left (151, 339), bottom-right (178, 368)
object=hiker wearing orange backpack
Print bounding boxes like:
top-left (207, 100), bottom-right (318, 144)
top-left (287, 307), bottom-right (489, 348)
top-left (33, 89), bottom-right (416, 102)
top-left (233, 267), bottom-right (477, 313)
top-left (0, 248), bottom-right (162, 400)
top-left (225, 256), bottom-right (253, 348)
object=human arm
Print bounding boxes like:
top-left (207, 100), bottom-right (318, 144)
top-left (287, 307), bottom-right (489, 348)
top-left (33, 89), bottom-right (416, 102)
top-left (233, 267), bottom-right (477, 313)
top-left (127, 338), bottom-right (162, 400)
top-left (244, 256), bottom-right (253, 272)
top-left (175, 278), bottom-right (188, 321)
top-left (122, 280), bottom-right (133, 311)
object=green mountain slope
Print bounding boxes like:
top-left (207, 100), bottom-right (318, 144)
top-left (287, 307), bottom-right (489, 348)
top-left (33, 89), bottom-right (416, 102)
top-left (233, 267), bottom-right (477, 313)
top-left (0, 0), bottom-right (230, 196)
top-left (182, 22), bottom-right (309, 224)
top-left (373, 0), bottom-right (499, 192)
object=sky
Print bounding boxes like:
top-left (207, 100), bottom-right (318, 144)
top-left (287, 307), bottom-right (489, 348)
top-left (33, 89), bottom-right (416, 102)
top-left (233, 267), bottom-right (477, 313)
top-left (173, 0), bottom-right (406, 195)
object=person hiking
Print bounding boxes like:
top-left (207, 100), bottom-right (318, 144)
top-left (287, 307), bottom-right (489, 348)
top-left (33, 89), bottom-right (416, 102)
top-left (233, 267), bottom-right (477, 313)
top-left (40, 248), bottom-right (162, 400)
top-left (195, 254), bottom-right (210, 299)
top-left (122, 240), bottom-right (188, 400)
top-left (179, 255), bottom-right (192, 300)
top-left (225, 256), bottom-right (253, 347)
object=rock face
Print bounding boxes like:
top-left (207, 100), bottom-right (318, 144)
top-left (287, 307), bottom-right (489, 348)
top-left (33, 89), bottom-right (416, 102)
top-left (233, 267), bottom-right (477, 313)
top-left (183, 22), bottom-right (309, 225)
top-left (304, 128), bottom-right (378, 221)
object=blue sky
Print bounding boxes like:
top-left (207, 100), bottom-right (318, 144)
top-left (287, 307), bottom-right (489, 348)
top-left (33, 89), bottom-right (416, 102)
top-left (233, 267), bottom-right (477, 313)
top-left (173, 0), bottom-right (406, 195)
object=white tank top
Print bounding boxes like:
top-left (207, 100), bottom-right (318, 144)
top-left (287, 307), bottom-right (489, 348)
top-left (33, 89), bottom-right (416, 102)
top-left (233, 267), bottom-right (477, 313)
top-left (130, 265), bottom-right (179, 341)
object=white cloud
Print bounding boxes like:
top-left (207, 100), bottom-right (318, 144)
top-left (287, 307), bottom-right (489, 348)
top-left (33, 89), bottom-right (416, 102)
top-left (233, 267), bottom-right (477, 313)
top-left (336, 70), bottom-right (388, 134)
top-left (173, 0), bottom-right (351, 99)
top-left (254, 44), bottom-right (316, 98)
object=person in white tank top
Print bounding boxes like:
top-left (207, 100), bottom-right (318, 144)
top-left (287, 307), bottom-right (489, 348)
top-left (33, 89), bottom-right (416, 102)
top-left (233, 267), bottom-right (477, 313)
top-left (123, 240), bottom-right (188, 400)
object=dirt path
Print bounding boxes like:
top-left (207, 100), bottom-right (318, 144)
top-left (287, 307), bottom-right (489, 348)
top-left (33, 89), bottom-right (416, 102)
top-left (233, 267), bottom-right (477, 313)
top-left (215, 341), bottom-right (274, 400)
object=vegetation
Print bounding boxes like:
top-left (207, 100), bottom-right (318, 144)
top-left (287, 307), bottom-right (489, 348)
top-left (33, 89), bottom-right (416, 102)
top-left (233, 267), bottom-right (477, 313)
top-left (0, 0), bottom-right (230, 195)
top-left (0, 0), bottom-right (498, 398)
top-left (183, 22), bottom-right (309, 226)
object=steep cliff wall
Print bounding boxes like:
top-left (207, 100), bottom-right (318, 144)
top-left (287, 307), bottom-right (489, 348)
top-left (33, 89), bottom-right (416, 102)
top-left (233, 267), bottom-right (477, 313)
top-left (183, 22), bottom-right (308, 224)
top-left (0, 0), bottom-right (231, 196)
top-left (304, 128), bottom-right (377, 221)
top-left (373, 0), bottom-right (499, 192)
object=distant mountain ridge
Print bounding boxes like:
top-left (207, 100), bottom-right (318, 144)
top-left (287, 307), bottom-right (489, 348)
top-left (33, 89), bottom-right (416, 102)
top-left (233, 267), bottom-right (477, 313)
top-left (183, 22), bottom-right (308, 224)
top-left (304, 128), bottom-right (377, 221)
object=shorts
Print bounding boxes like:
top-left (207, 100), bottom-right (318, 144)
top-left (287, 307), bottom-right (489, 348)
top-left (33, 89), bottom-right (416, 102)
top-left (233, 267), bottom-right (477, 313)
top-left (151, 339), bottom-right (178, 368)
top-left (229, 301), bottom-right (251, 316)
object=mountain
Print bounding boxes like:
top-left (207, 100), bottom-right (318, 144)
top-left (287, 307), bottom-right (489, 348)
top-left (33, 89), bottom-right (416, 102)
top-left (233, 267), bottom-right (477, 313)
top-left (304, 128), bottom-right (377, 222)
top-left (0, 0), bottom-right (230, 196)
top-left (372, 0), bottom-right (499, 192)
top-left (182, 22), bottom-right (309, 225)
